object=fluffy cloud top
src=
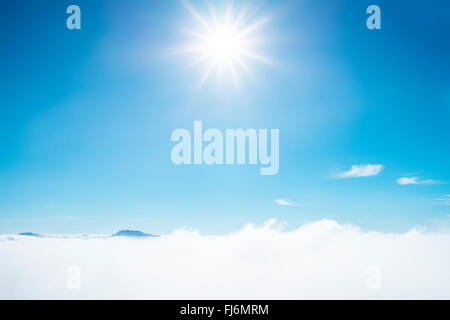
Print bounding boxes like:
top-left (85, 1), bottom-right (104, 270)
top-left (333, 164), bottom-right (384, 179)
top-left (1, 219), bottom-right (449, 299)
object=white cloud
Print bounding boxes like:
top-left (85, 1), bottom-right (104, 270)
top-left (274, 199), bottom-right (303, 207)
top-left (397, 177), bottom-right (445, 185)
top-left (333, 164), bottom-right (384, 179)
top-left (397, 177), bottom-right (419, 185)
top-left (1, 219), bottom-right (449, 299)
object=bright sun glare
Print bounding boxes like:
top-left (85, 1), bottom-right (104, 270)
top-left (177, 1), bottom-right (271, 87)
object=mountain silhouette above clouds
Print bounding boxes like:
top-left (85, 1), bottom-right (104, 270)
top-left (14, 230), bottom-right (159, 238)
top-left (18, 232), bottom-right (44, 238)
top-left (111, 229), bottom-right (159, 238)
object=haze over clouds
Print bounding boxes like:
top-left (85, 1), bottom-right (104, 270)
top-left (333, 164), bottom-right (384, 179)
top-left (1, 219), bottom-right (449, 299)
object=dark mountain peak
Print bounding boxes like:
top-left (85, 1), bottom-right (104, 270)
top-left (112, 229), bottom-right (158, 238)
top-left (18, 232), bottom-right (44, 237)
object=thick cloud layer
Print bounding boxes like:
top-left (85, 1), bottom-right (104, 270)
top-left (1, 219), bottom-right (449, 299)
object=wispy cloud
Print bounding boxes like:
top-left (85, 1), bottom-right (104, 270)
top-left (434, 194), bottom-right (450, 206)
top-left (274, 199), bottom-right (304, 207)
top-left (397, 177), bottom-right (445, 186)
top-left (333, 164), bottom-right (384, 179)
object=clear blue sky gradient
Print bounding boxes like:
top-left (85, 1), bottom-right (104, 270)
top-left (1, 0), bottom-right (449, 234)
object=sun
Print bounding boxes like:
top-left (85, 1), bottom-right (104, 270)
top-left (205, 28), bottom-right (239, 60)
top-left (177, 1), bottom-right (271, 87)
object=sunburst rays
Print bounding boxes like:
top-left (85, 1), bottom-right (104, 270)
top-left (176, 1), bottom-right (271, 87)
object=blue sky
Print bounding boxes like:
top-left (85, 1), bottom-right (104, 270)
top-left (0, 0), bottom-right (449, 234)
